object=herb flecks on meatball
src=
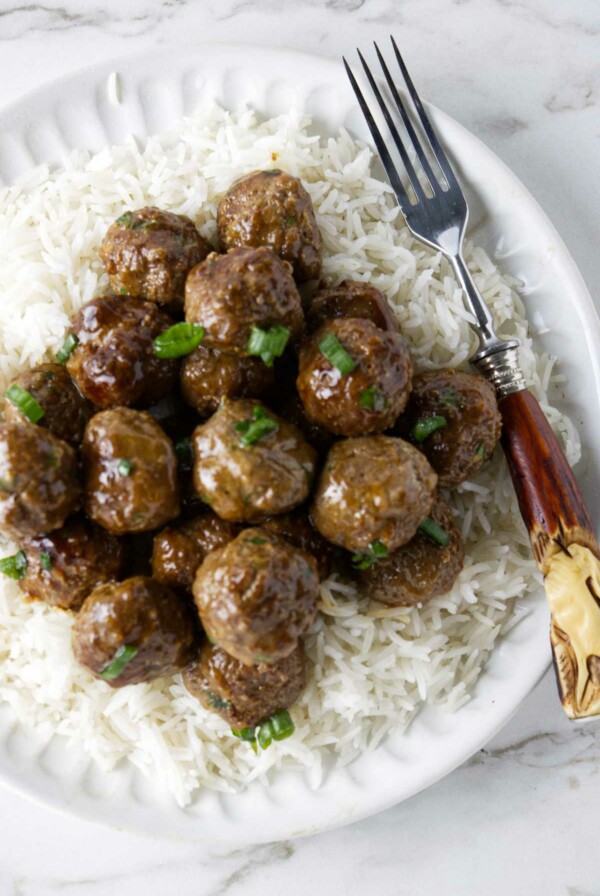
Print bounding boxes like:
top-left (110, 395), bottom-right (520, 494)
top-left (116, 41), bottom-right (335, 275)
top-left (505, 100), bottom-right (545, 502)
top-left (82, 408), bottom-right (180, 534)
top-left (184, 641), bottom-right (306, 728)
top-left (217, 170), bottom-right (323, 282)
top-left (0, 422), bottom-right (80, 539)
top-left (100, 206), bottom-right (211, 308)
top-left (72, 576), bottom-right (197, 687)
top-left (184, 247), bottom-right (304, 357)
top-left (191, 399), bottom-right (317, 522)
top-left (311, 435), bottom-right (437, 554)
top-left (66, 294), bottom-right (178, 409)
top-left (297, 318), bottom-right (412, 437)
top-left (193, 527), bottom-right (319, 666)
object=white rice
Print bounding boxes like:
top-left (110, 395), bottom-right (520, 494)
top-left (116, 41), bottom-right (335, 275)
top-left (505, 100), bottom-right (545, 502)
top-left (0, 107), bottom-right (580, 806)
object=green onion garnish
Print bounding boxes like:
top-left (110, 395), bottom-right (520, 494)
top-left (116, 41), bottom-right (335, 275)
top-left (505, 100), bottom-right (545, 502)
top-left (117, 459), bottom-right (133, 477)
top-left (175, 436), bottom-right (193, 468)
top-left (248, 536), bottom-right (267, 545)
top-left (235, 406), bottom-right (279, 447)
top-left (438, 389), bottom-right (459, 408)
top-left (56, 333), bottom-right (79, 364)
top-left (411, 415), bottom-right (447, 442)
top-left (204, 689), bottom-right (232, 711)
top-left (418, 518), bottom-right (450, 547)
top-left (351, 539), bottom-right (389, 570)
top-left (116, 212), bottom-right (133, 227)
top-left (39, 551), bottom-right (52, 571)
top-left (0, 550), bottom-right (27, 580)
top-left (4, 385), bottom-right (45, 424)
top-left (153, 322), bottom-right (205, 359)
top-left (257, 710), bottom-right (295, 749)
top-left (475, 443), bottom-right (487, 460)
top-left (247, 325), bottom-right (290, 367)
top-left (231, 726), bottom-right (258, 751)
top-left (99, 644), bottom-right (138, 681)
top-left (318, 332), bottom-right (356, 375)
top-left (359, 384), bottom-right (387, 411)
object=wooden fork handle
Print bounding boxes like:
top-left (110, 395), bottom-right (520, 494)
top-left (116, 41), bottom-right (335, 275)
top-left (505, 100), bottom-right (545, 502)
top-left (500, 388), bottom-right (600, 719)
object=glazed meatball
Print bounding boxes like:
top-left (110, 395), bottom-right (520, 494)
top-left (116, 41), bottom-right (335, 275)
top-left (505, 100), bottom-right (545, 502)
top-left (297, 319), bottom-right (412, 437)
top-left (357, 498), bottom-right (464, 606)
top-left (193, 528), bottom-right (319, 665)
top-left (152, 512), bottom-right (240, 590)
top-left (0, 423), bottom-right (80, 539)
top-left (262, 510), bottom-right (336, 580)
top-left (19, 516), bottom-right (126, 610)
top-left (217, 169), bottom-right (323, 282)
top-left (4, 363), bottom-right (92, 447)
top-left (180, 345), bottom-right (274, 417)
top-left (66, 294), bottom-right (178, 409)
top-left (72, 576), bottom-right (197, 687)
top-left (82, 408), bottom-right (180, 534)
top-left (99, 206), bottom-right (211, 307)
top-left (311, 436), bottom-right (437, 553)
top-left (397, 369), bottom-right (502, 488)
top-left (306, 280), bottom-right (399, 333)
top-left (192, 399), bottom-right (317, 522)
top-left (184, 247), bottom-right (304, 355)
top-left (184, 641), bottom-right (305, 727)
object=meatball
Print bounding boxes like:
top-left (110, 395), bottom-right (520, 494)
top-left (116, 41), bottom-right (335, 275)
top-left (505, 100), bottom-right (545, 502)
top-left (184, 641), bottom-right (305, 727)
top-left (82, 408), bottom-right (180, 534)
top-left (357, 498), bottom-right (464, 606)
top-left (0, 423), bottom-right (80, 539)
top-left (145, 392), bottom-right (199, 442)
top-left (275, 393), bottom-right (335, 456)
top-left (193, 528), bottom-right (319, 665)
top-left (99, 206), bottom-right (211, 308)
top-left (72, 576), bottom-right (197, 687)
top-left (184, 247), bottom-right (304, 355)
top-left (19, 516), bottom-right (126, 611)
top-left (217, 169), bottom-right (323, 282)
top-left (262, 510), bottom-right (336, 580)
top-left (397, 369), bottom-right (502, 488)
top-left (311, 436), bottom-right (437, 553)
top-left (180, 344), bottom-right (274, 417)
top-left (152, 512), bottom-right (240, 590)
top-left (192, 399), bottom-right (317, 522)
top-left (4, 363), bottom-right (92, 447)
top-left (306, 280), bottom-right (399, 333)
top-left (297, 318), bottom-right (412, 437)
top-left (66, 294), bottom-right (178, 409)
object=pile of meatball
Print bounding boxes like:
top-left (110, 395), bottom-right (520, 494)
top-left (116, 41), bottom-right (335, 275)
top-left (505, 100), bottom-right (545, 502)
top-left (0, 168), bottom-right (502, 738)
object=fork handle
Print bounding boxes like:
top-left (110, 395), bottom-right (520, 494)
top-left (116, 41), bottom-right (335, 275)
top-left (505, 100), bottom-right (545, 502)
top-left (497, 387), bottom-right (600, 720)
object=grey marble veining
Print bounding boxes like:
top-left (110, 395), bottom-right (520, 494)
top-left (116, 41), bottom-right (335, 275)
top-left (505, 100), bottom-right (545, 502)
top-left (0, 1), bottom-right (598, 893)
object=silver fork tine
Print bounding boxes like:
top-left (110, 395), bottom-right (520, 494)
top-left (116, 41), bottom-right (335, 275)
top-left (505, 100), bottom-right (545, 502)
top-left (390, 36), bottom-right (457, 188)
top-left (372, 41), bottom-right (438, 194)
top-left (356, 49), bottom-right (426, 204)
top-left (342, 57), bottom-right (411, 211)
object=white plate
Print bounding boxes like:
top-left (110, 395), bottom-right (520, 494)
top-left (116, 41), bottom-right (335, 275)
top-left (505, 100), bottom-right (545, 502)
top-left (0, 43), bottom-right (598, 844)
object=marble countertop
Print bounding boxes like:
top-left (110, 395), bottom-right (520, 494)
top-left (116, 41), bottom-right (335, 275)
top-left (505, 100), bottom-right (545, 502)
top-left (0, 1), bottom-right (598, 893)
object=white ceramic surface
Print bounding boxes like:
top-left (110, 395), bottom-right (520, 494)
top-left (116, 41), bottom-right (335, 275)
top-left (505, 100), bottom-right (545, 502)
top-left (0, 41), bottom-right (598, 847)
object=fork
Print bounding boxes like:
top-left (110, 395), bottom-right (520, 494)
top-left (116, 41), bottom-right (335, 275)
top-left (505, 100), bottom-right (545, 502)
top-left (344, 38), bottom-right (600, 722)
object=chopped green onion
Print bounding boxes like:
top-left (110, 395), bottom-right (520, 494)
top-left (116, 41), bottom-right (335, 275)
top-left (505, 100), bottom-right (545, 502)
top-left (204, 689), bottom-right (232, 711)
top-left (247, 325), bottom-right (290, 367)
top-left (318, 332), bottom-right (356, 375)
top-left (418, 518), bottom-right (450, 547)
top-left (235, 406), bottom-right (279, 447)
top-left (438, 389), bottom-right (459, 408)
top-left (351, 539), bottom-right (389, 570)
top-left (359, 384), bottom-right (387, 411)
top-left (231, 726), bottom-right (258, 751)
top-left (248, 536), bottom-right (267, 545)
top-left (411, 415), bottom-right (447, 442)
top-left (264, 169), bottom-right (282, 176)
top-left (118, 288), bottom-right (128, 295)
top-left (39, 551), bottom-right (52, 571)
top-left (475, 443), bottom-right (487, 461)
top-left (175, 436), bottom-right (193, 468)
top-left (117, 459), bottom-right (133, 477)
top-left (0, 550), bottom-right (27, 580)
top-left (56, 333), bottom-right (79, 364)
top-left (153, 322), bottom-right (205, 359)
top-left (4, 385), bottom-right (45, 424)
top-left (99, 644), bottom-right (138, 681)
top-left (116, 211), bottom-right (133, 227)
top-left (257, 710), bottom-right (295, 750)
